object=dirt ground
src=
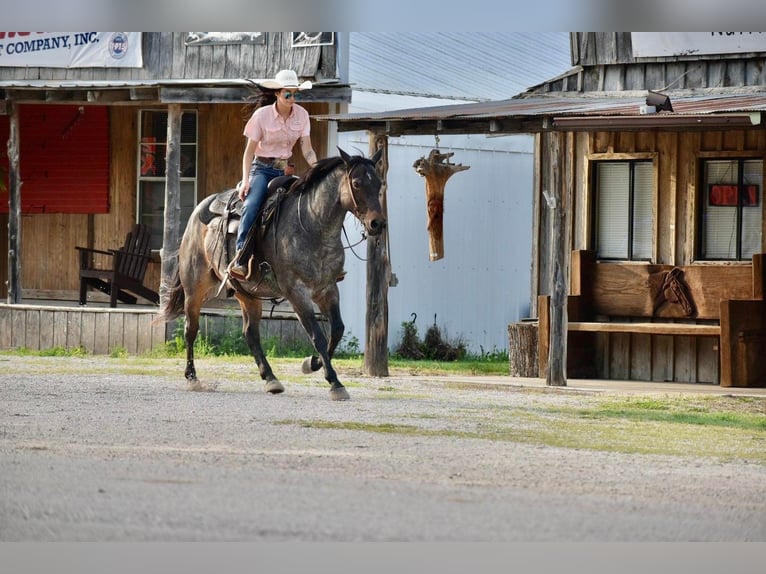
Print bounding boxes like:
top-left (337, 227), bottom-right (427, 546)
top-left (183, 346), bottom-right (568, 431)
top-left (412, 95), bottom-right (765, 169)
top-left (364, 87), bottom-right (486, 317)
top-left (1, 355), bottom-right (765, 542)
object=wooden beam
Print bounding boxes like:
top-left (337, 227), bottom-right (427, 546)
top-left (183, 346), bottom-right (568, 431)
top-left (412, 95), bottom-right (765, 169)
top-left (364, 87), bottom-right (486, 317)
top-left (364, 133), bottom-right (390, 377)
top-left (130, 87), bottom-right (160, 101)
top-left (547, 131), bottom-right (567, 386)
top-left (160, 104), bottom-right (182, 309)
top-left (6, 99), bottom-right (21, 304)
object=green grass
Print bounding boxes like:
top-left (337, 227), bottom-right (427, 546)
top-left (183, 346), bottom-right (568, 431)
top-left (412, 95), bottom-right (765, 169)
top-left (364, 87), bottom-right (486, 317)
top-left (279, 393), bottom-right (766, 464)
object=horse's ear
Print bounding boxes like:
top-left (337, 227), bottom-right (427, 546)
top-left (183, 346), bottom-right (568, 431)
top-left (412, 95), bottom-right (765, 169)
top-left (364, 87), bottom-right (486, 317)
top-left (370, 147), bottom-right (384, 165)
top-left (337, 146), bottom-right (351, 164)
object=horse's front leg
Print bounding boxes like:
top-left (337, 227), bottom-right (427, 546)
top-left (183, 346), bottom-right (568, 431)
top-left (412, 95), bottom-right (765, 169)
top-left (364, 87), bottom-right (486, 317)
top-left (236, 295), bottom-right (284, 394)
top-left (293, 298), bottom-right (349, 401)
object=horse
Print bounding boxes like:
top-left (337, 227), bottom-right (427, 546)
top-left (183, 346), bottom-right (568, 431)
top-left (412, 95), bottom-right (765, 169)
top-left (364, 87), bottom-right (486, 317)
top-left (156, 147), bottom-right (385, 400)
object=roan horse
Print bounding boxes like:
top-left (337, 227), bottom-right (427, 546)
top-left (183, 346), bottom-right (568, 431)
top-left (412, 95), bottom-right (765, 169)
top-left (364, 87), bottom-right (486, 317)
top-left (156, 147), bottom-right (385, 400)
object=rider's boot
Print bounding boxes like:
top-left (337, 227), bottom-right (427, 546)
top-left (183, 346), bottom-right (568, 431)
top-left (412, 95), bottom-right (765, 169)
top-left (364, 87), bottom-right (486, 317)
top-left (227, 249), bottom-right (250, 280)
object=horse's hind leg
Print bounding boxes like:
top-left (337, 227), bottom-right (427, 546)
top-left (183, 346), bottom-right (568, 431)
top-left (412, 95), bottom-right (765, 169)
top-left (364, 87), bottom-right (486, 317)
top-left (182, 286), bottom-right (213, 390)
top-left (236, 294), bottom-right (284, 394)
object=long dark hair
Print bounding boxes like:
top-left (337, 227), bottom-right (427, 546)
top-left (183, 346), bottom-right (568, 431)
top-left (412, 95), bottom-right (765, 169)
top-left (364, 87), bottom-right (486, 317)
top-left (242, 80), bottom-right (278, 119)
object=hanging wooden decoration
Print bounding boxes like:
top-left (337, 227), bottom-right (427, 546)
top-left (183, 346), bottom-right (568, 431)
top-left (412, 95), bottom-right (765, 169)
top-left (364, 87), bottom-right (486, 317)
top-left (412, 148), bottom-right (470, 261)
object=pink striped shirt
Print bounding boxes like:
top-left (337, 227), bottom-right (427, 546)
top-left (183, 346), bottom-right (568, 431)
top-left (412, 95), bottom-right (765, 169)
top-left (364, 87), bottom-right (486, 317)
top-left (243, 102), bottom-right (311, 159)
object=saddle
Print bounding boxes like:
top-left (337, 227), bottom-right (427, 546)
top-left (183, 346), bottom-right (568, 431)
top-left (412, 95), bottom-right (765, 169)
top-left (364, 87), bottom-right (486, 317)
top-left (200, 175), bottom-right (298, 225)
top-left (199, 175), bottom-right (298, 288)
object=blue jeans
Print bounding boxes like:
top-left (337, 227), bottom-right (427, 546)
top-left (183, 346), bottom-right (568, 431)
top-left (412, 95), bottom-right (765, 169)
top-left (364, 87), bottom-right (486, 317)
top-left (236, 161), bottom-right (283, 253)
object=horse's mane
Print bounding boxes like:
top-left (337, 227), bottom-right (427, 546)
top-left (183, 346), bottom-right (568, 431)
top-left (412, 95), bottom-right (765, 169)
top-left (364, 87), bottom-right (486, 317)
top-left (290, 154), bottom-right (373, 195)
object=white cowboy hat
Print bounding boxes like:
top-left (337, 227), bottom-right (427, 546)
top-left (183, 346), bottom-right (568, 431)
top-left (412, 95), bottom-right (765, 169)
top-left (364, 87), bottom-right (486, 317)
top-left (260, 69), bottom-right (312, 90)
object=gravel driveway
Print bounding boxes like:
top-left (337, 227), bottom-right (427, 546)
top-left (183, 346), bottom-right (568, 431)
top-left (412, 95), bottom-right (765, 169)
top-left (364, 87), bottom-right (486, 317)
top-left (1, 355), bottom-right (764, 542)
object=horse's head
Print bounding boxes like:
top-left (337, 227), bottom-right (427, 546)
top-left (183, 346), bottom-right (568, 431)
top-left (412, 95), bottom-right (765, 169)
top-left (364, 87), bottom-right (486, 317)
top-left (338, 147), bottom-right (386, 237)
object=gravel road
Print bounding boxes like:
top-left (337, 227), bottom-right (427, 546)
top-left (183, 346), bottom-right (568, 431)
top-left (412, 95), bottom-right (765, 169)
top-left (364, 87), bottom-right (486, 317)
top-left (1, 355), bottom-right (764, 542)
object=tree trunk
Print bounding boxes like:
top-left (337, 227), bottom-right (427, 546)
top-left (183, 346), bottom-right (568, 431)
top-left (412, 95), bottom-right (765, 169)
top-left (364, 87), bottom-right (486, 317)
top-left (508, 321), bottom-right (538, 377)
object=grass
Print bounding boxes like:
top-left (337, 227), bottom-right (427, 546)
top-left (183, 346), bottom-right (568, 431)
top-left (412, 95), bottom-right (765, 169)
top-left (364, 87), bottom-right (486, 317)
top-left (280, 393), bottom-right (766, 464)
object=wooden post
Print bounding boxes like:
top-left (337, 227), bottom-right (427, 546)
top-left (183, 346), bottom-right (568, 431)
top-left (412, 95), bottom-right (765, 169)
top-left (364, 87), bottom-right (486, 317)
top-left (364, 133), bottom-right (390, 377)
top-left (413, 149), bottom-right (470, 261)
top-left (547, 132), bottom-right (567, 386)
top-left (160, 104), bottom-right (182, 308)
top-left (6, 99), bottom-right (21, 304)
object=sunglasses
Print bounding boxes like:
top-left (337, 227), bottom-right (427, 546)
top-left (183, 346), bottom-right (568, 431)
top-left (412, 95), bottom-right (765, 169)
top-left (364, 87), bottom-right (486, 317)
top-left (282, 90), bottom-right (299, 99)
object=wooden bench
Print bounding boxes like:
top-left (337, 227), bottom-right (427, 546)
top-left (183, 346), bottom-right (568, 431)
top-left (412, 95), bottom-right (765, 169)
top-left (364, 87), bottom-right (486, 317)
top-left (538, 250), bottom-right (766, 387)
top-left (76, 223), bottom-right (160, 308)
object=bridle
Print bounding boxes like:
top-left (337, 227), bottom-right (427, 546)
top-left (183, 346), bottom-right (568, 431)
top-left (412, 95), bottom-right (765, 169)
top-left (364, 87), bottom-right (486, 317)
top-left (341, 159), bottom-right (377, 222)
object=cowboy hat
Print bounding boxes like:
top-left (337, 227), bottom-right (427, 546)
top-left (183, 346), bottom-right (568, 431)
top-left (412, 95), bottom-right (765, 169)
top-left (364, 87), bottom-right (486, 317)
top-left (260, 69), bottom-right (312, 90)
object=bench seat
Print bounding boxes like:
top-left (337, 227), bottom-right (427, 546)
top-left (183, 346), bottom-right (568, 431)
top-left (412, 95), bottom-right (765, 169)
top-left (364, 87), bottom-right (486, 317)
top-left (567, 321), bottom-right (720, 337)
top-left (537, 250), bottom-right (766, 387)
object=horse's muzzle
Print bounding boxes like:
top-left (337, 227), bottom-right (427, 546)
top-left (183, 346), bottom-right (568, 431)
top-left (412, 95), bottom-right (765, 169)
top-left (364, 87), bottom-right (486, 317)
top-left (366, 215), bottom-right (386, 236)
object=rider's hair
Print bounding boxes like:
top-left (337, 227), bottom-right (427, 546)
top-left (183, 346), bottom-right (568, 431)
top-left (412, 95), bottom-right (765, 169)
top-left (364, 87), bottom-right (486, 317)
top-left (241, 80), bottom-right (278, 119)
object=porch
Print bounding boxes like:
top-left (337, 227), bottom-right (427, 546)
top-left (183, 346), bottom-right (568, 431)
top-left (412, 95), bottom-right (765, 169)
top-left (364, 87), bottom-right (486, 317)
top-left (0, 298), bottom-right (313, 355)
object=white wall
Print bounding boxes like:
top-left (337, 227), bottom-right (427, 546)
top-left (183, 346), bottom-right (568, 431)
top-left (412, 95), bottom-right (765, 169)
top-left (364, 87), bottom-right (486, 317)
top-left (336, 129), bottom-right (535, 355)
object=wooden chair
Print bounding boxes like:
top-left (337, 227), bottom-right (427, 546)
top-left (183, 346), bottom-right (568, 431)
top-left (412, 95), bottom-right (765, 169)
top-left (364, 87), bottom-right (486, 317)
top-left (76, 223), bottom-right (160, 307)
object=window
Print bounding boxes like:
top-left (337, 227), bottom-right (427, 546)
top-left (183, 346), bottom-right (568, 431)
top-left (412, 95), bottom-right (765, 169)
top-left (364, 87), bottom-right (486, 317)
top-left (592, 160), bottom-right (654, 260)
top-left (137, 110), bottom-right (198, 250)
top-left (699, 159), bottom-right (762, 261)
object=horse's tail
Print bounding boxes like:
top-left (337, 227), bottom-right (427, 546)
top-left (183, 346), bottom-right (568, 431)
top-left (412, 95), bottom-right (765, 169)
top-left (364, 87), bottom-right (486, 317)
top-left (154, 272), bottom-right (186, 324)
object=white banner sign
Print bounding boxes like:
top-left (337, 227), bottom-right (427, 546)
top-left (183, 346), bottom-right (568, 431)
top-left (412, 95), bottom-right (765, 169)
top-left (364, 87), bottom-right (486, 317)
top-left (0, 32), bottom-right (142, 68)
top-left (632, 32), bottom-right (766, 58)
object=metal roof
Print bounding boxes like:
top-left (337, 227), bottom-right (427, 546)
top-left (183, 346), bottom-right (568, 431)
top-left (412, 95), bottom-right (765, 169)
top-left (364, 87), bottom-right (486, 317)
top-left (348, 32), bottom-right (572, 102)
top-left (318, 89), bottom-right (766, 134)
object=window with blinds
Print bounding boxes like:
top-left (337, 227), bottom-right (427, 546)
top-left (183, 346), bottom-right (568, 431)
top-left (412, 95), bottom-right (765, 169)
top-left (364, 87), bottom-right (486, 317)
top-left (700, 159), bottom-right (763, 261)
top-left (137, 110), bottom-right (198, 250)
top-left (593, 160), bottom-right (654, 260)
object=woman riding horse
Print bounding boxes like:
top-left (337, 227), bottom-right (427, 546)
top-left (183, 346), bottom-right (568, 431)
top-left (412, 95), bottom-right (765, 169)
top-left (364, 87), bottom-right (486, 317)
top-left (156, 147), bottom-right (386, 401)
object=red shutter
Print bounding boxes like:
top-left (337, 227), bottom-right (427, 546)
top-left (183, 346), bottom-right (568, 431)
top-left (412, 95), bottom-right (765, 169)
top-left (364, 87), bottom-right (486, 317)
top-left (0, 104), bottom-right (109, 214)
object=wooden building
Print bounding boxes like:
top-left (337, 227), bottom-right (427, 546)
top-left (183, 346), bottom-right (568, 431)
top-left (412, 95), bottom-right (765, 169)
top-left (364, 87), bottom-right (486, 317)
top-left (321, 32), bottom-right (766, 387)
top-left (1, 32), bottom-right (350, 353)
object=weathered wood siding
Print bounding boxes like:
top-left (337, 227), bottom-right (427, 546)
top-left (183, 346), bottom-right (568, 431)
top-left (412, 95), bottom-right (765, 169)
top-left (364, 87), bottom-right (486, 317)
top-left (0, 33), bottom-right (337, 83)
top-left (537, 33), bottom-right (766, 94)
top-left (536, 127), bottom-right (766, 383)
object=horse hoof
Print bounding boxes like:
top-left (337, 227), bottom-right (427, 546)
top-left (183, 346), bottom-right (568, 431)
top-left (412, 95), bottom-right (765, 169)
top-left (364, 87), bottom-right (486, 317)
top-left (301, 356), bottom-right (318, 374)
top-left (264, 380), bottom-right (284, 394)
top-left (329, 386), bottom-right (350, 401)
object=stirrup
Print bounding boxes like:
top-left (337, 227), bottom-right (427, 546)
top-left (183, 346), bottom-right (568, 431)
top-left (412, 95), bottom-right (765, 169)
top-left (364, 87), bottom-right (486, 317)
top-left (228, 257), bottom-right (251, 280)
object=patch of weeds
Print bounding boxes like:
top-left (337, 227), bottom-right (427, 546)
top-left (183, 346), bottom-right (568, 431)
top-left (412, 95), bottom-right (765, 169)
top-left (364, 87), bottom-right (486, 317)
top-left (582, 396), bottom-right (766, 431)
top-left (110, 346), bottom-right (129, 359)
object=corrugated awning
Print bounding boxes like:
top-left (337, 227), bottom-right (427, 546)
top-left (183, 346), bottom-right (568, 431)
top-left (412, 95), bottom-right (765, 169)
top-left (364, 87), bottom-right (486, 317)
top-left (317, 90), bottom-right (766, 134)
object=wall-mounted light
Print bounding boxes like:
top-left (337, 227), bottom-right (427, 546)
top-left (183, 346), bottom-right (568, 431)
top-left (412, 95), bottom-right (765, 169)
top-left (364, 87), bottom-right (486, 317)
top-left (646, 90), bottom-right (673, 112)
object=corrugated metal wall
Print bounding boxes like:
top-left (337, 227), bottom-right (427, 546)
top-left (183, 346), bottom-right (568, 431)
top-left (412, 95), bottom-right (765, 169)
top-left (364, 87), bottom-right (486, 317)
top-left (337, 131), bottom-right (535, 355)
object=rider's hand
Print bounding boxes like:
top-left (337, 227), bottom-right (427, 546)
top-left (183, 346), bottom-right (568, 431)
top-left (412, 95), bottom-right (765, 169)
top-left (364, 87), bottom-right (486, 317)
top-left (237, 180), bottom-right (249, 200)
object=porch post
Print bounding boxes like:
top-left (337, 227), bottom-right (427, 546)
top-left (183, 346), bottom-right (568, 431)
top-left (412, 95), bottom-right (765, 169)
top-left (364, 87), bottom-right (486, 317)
top-left (364, 132), bottom-right (390, 377)
top-left (160, 104), bottom-right (182, 308)
top-left (547, 131), bottom-right (567, 386)
top-left (6, 99), bottom-right (21, 304)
